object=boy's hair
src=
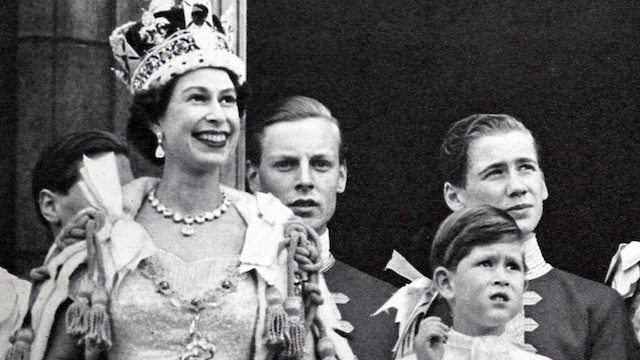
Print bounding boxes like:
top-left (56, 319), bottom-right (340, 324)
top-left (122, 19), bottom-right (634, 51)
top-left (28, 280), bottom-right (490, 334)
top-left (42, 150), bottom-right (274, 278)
top-left (430, 205), bottom-right (523, 273)
top-left (439, 114), bottom-right (537, 188)
top-left (31, 131), bottom-right (130, 221)
top-left (246, 95), bottom-right (347, 165)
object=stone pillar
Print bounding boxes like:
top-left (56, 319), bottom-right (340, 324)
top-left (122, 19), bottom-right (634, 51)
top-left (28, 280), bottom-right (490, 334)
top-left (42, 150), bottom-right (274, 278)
top-left (12, 0), bottom-right (145, 274)
top-left (0, 1), bottom-right (18, 273)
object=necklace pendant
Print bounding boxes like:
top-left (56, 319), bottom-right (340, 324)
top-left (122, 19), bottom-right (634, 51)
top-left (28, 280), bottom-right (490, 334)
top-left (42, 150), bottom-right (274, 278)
top-left (181, 317), bottom-right (216, 360)
top-left (182, 224), bottom-right (195, 237)
top-left (181, 333), bottom-right (216, 360)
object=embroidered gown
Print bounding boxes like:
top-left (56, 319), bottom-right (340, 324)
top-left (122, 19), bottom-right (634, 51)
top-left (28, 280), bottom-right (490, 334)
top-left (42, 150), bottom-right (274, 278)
top-left (109, 252), bottom-right (257, 359)
top-left (27, 177), bottom-right (356, 360)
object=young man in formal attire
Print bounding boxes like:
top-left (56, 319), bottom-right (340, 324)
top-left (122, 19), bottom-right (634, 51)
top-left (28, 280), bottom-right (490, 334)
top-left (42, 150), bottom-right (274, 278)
top-left (247, 96), bottom-right (397, 360)
top-left (424, 114), bottom-right (638, 360)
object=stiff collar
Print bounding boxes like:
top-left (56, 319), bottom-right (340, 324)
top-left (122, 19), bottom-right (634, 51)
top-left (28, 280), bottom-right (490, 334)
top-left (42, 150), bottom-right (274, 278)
top-left (524, 235), bottom-right (553, 280)
top-left (319, 230), bottom-right (336, 273)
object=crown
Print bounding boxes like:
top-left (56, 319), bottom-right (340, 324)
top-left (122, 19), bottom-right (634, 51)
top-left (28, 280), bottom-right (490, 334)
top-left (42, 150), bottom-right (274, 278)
top-left (109, 0), bottom-right (245, 94)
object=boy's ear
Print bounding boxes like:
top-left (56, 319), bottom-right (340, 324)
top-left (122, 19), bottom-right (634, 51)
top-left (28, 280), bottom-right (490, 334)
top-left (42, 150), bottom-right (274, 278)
top-left (443, 182), bottom-right (465, 211)
top-left (39, 189), bottom-right (61, 226)
top-left (433, 266), bottom-right (455, 301)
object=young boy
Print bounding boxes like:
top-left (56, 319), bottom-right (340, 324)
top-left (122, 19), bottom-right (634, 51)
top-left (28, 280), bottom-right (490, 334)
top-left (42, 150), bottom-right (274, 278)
top-left (414, 206), bottom-right (551, 360)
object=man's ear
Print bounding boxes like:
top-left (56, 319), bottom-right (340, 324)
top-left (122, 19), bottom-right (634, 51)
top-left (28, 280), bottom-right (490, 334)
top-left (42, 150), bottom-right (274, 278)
top-left (337, 162), bottom-right (347, 193)
top-left (443, 182), bottom-right (465, 211)
top-left (433, 266), bottom-right (455, 302)
top-left (541, 171), bottom-right (549, 201)
top-left (39, 189), bottom-right (61, 226)
top-left (245, 160), bottom-right (261, 193)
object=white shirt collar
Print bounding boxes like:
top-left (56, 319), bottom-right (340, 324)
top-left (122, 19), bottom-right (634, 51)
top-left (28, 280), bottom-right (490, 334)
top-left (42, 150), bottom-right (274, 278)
top-left (524, 234), bottom-right (553, 280)
top-left (319, 229), bottom-right (336, 272)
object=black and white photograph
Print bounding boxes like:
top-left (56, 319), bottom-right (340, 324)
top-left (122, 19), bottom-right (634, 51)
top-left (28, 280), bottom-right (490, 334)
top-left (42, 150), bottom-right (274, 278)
top-left (0, 1), bottom-right (639, 359)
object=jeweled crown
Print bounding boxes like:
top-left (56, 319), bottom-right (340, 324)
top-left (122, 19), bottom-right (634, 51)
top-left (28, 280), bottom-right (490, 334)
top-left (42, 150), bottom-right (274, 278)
top-left (109, 0), bottom-right (245, 94)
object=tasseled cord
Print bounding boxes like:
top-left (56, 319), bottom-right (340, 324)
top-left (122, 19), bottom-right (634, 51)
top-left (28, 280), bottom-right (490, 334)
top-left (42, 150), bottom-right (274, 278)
top-left (265, 285), bottom-right (287, 345)
top-left (65, 276), bottom-right (93, 337)
top-left (4, 245), bottom-right (63, 359)
top-left (64, 210), bottom-right (104, 341)
top-left (265, 219), bottom-right (328, 359)
top-left (81, 219), bottom-right (112, 359)
top-left (275, 220), bottom-right (327, 359)
top-left (313, 317), bottom-right (337, 360)
top-left (4, 210), bottom-right (106, 360)
top-left (4, 224), bottom-right (67, 360)
top-left (4, 266), bottom-right (47, 360)
top-left (62, 218), bottom-right (111, 359)
top-left (5, 327), bottom-right (35, 360)
top-left (282, 296), bottom-right (306, 358)
top-left (281, 223), bottom-right (307, 359)
top-left (292, 221), bottom-right (335, 359)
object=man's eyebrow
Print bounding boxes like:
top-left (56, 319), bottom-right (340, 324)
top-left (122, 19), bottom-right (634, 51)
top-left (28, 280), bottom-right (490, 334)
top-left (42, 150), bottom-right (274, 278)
top-left (266, 154), bottom-right (298, 161)
top-left (310, 153), bottom-right (332, 160)
top-left (516, 157), bottom-right (538, 164)
top-left (477, 162), bottom-right (506, 176)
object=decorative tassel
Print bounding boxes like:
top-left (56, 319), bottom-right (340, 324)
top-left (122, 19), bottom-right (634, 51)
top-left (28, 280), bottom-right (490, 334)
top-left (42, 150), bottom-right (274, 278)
top-left (66, 278), bottom-right (94, 336)
top-left (83, 344), bottom-right (103, 360)
top-left (265, 285), bottom-right (287, 345)
top-left (283, 297), bottom-right (305, 359)
top-left (84, 287), bottom-right (112, 349)
top-left (5, 327), bottom-right (34, 360)
top-left (317, 336), bottom-right (337, 360)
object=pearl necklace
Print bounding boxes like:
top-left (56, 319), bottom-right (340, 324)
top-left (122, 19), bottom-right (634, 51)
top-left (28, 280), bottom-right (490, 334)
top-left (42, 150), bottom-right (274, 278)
top-left (147, 189), bottom-right (231, 237)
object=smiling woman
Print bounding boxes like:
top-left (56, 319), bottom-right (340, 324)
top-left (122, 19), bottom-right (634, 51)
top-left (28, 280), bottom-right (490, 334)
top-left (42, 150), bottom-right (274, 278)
top-left (14, 1), bottom-right (353, 360)
top-left (135, 68), bottom-right (243, 174)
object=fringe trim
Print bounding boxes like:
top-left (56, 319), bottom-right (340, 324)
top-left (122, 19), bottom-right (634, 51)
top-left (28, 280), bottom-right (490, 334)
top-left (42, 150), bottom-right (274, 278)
top-left (266, 286), bottom-right (287, 345)
top-left (5, 327), bottom-right (35, 360)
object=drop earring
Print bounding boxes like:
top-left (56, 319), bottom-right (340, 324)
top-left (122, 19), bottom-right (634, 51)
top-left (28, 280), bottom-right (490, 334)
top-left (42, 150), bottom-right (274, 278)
top-left (155, 133), bottom-right (165, 159)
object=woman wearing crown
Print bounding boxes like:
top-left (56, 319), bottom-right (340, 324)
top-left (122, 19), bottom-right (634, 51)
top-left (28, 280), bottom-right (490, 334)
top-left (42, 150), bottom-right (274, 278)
top-left (4, 1), bottom-right (354, 360)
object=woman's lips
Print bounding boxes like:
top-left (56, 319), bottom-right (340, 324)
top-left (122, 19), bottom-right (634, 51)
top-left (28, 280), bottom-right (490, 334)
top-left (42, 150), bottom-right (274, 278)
top-left (194, 131), bottom-right (229, 147)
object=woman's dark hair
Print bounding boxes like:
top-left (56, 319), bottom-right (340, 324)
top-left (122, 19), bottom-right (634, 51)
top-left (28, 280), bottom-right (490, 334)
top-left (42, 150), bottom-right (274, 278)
top-left (127, 68), bottom-right (250, 164)
top-left (430, 205), bottom-right (524, 274)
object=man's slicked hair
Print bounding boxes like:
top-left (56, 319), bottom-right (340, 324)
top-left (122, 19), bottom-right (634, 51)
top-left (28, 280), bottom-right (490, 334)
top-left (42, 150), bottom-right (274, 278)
top-left (439, 114), bottom-right (537, 188)
top-left (246, 95), bottom-right (347, 165)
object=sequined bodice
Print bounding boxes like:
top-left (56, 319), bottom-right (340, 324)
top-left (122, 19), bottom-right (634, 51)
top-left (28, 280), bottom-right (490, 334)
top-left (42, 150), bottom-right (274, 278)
top-left (109, 250), bottom-right (258, 360)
